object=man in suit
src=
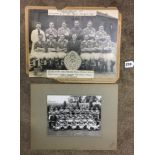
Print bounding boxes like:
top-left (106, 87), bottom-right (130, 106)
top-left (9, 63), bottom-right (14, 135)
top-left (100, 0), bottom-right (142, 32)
top-left (67, 34), bottom-right (81, 55)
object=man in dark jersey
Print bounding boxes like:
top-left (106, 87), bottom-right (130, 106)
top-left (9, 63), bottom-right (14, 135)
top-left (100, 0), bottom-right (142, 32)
top-left (70, 20), bottom-right (83, 40)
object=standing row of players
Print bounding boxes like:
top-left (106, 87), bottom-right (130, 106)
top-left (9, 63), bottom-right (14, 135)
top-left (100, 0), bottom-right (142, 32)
top-left (31, 20), bottom-right (111, 43)
top-left (48, 105), bottom-right (101, 131)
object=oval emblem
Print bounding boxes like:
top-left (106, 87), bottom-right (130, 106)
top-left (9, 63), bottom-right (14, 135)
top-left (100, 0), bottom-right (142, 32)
top-left (64, 51), bottom-right (82, 70)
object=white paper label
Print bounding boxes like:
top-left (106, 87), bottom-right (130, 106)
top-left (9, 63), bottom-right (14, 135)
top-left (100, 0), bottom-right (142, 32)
top-left (48, 10), bottom-right (97, 16)
top-left (47, 70), bottom-right (94, 78)
top-left (125, 61), bottom-right (134, 68)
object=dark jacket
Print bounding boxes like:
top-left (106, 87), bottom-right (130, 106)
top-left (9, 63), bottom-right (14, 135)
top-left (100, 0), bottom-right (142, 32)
top-left (67, 40), bottom-right (81, 55)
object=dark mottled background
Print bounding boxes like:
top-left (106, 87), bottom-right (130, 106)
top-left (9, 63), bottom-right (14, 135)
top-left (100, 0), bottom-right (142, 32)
top-left (20, 0), bottom-right (134, 154)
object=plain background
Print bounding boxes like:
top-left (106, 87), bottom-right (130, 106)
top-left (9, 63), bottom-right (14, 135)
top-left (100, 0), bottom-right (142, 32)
top-left (1, 0), bottom-right (155, 155)
top-left (31, 84), bottom-right (118, 150)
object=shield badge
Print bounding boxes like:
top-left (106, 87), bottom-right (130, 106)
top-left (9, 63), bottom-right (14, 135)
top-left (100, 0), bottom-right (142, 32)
top-left (64, 51), bottom-right (82, 70)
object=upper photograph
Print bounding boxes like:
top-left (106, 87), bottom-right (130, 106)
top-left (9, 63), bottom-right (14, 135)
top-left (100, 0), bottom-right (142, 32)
top-left (25, 6), bottom-right (121, 83)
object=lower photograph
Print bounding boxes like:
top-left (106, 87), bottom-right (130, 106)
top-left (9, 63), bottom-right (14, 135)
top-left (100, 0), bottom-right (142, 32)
top-left (31, 84), bottom-right (118, 150)
top-left (47, 95), bottom-right (101, 136)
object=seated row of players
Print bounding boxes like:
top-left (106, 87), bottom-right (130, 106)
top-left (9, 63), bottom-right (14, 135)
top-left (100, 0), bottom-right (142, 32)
top-left (48, 106), bottom-right (101, 131)
top-left (32, 32), bottom-right (115, 54)
top-left (30, 33), bottom-right (115, 72)
top-left (33, 34), bottom-right (68, 53)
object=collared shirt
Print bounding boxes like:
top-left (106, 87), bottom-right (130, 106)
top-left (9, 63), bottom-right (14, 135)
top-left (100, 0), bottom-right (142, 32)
top-left (87, 39), bottom-right (96, 48)
top-left (103, 39), bottom-right (116, 52)
top-left (34, 41), bottom-right (46, 49)
top-left (46, 39), bottom-right (57, 48)
top-left (95, 39), bottom-right (116, 51)
top-left (45, 28), bottom-right (58, 38)
top-left (57, 39), bottom-right (68, 49)
top-left (81, 39), bottom-right (96, 48)
top-left (31, 29), bottom-right (45, 43)
top-left (83, 27), bottom-right (96, 38)
top-left (58, 27), bottom-right (70, 37)
top-left (81, 40), bottom-right (95, 48)
top-left (95, 30), bottom-right (108, 39)
top-left (104, 40), bottom-right (116, 48)
top-left (95, 40), bottom-right (104, 48)
top-left (81, 40), bottom-right (89, 49)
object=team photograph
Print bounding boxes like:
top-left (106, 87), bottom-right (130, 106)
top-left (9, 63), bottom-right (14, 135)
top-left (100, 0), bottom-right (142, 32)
top-left (27, 9), bottom-right (119, 77)
top-left (47, 95), bottom-right (102, 136)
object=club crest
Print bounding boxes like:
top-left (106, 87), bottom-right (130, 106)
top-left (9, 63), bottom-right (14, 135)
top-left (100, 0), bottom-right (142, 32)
top-left (64, 51), bottom-right (82, 70)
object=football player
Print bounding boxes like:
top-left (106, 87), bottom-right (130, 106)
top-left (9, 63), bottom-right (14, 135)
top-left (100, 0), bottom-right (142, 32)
top-left (58, 22), bottom-right (70, 38)
top-left (34, 34), bottom-right (46, 52)
top-left (83, 21), bottom-right (96, 39)
top-left (45, 22), bottom-right (57, 40)
top-left (95, 25), bottom-right (108, 40)
top-left (57, 34), bottom-right (68, 52)
top-left (70, 20), bottom-right (83, 40)
top-left (46, 34), bottom-right (57, 52)
top-left (86, 118), bottom-right (97, 130)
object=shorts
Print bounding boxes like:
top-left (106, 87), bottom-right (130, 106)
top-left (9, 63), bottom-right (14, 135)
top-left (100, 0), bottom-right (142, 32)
top-left (103, 53), bottom-right (115, 61)
top-left (46, 52), bottom-right (57, 59)
top-left (91, 53), bottom-right (102, 60)
top-left (80, 53), bottom-right (91, 60)
top-left (30, 52), bottom-right (45, 59)
top-left (57, 52), bottom-right (66, 59)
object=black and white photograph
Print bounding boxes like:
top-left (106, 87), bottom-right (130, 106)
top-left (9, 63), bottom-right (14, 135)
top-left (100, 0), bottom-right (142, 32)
top-left (47, 95), bottom-right (102, 136)
top-left (25, 7), bottom-right (121, 82)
